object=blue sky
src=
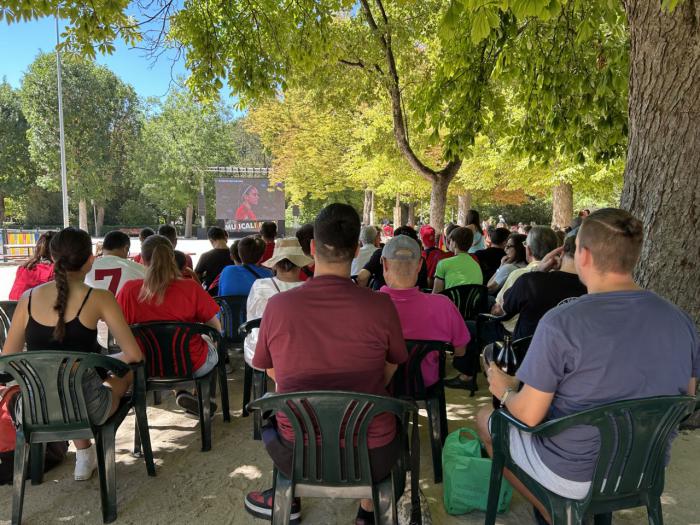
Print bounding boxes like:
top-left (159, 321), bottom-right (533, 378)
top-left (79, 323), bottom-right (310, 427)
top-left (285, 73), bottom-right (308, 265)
top-left (0, 16), bottom-right (237, 106)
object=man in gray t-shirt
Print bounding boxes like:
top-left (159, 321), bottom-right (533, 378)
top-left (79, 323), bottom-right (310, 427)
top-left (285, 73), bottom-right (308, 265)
top-left (477, 208), bottom-right (699, 522)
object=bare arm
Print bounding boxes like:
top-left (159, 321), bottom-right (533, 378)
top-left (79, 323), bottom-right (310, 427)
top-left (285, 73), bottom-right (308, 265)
top-left (98, 291), bottom-right (143, 364)
top-left (487, 363), bottom-right (554, 427)
top-left (431, 276), bottom-right (445, 294)
top-left (205, 315), bottom-right (222, 332)
top-left (384, 362), bottom-right (398, 386)
top-left (1, 295), bottom-right (28, 355)
top-left (453, 344), bottom-right (466, 357)
top-left (689, 377), bottom-right (697, 396)
top-left (356, 269), bottom-right (371, 288)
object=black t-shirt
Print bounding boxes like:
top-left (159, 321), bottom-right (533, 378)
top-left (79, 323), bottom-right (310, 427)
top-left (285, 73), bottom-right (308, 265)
top-left (362, 248), bottom-right (429, 290)
top-left (474, 247), bottom-right (506, 284)
top-left (195, 248), bottom-right (234, 292)
top-left (503, 271), bottom-right (587, 340)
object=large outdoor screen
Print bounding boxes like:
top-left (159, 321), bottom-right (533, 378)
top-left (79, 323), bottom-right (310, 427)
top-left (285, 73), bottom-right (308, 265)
top-left (215, 178), bottom-right (285, 233)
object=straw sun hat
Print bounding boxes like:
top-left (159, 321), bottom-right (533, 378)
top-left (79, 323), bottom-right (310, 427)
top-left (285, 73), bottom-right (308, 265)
top-left (262, 237), bottom-right (313, 269)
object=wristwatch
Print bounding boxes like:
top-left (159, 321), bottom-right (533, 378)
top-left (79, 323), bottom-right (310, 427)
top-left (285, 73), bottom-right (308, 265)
top-left (501, 387), bottom-right (514, 406)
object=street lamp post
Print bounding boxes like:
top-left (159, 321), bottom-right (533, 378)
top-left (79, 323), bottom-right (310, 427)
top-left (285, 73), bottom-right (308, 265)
top-left (55, 12), bottom-right (69, 228)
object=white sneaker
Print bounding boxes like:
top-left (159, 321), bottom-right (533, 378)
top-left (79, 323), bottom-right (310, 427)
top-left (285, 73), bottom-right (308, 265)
top-left (74, 445), bottom-right (98, 481)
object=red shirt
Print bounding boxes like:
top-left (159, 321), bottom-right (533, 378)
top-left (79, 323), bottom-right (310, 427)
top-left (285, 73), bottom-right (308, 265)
top-left (423, 248), bottom-right (452, 280)
top-left (9, 263), bottom-right (54, 300)
top-left (298, 264), bottom-right (315, 281)
top-left (253, 275), bottom-right (408, 448)
top-left (132, 254), bottom-right (143, 265)
top-left (259, 241), bottom-right (275, 264)
top-left (117, 279), bottom-right (220, 369)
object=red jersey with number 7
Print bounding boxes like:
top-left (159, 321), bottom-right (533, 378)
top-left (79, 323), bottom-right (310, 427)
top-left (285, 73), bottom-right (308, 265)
top-left (85, 255), bottom-right (146, 295)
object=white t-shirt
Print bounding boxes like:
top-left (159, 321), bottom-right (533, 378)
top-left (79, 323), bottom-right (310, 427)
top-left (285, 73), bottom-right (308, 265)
top-left (85, 254), bottom-right (146, 295)
top-left (244, 277), bottom-right (304, 367)
top-left (351, 244), bottom-right (378, 276)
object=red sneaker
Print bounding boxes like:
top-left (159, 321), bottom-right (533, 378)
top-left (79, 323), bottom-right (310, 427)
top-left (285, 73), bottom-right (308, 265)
top-left (244, 487), bottom-right (301, 523)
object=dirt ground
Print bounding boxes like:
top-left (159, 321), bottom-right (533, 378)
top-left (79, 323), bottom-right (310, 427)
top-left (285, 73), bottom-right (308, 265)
top-left (0, 356), bottom-right (698, 525)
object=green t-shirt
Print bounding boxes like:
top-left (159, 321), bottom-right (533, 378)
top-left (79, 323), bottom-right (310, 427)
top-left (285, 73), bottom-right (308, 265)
top-left (434, 252), bottom-right (483, 290)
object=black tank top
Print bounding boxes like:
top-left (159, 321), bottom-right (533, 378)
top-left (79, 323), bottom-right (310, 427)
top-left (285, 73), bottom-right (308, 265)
top-left (25, 288), bottom-right (99, 353)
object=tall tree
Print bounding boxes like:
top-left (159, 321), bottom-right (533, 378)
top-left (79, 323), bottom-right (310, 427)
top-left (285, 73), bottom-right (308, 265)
top-left (19, 53), bottom-right (140, 233)
top-left (0, 80), bottom-right (34, 223)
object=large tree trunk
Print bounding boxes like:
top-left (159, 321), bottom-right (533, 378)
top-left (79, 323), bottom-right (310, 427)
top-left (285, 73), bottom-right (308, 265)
top-left (0, 193), bottom-right (5, 224)
top-left (185, 204), bottom-right (194, 238)
top-left (95, 206), bottom-right (105, 237)
top-left (457, 192), bottom-right (472, 226)
top-left (621, 0), bottom-right (700, 324)
top-left (78, 199), bottom-right (89, 232)
top-left (363, 190), bottom-right (374, 225)
top-left (407, 202), bottom-right (415, 227)
top-left (430, 177), bottom-right (451, 233)
top-left (393, 194), bottom-right (402, 227)
top-left (552, 183), bottom-right (573, 230)
top-left (369, 191), bottom-right (375, 226)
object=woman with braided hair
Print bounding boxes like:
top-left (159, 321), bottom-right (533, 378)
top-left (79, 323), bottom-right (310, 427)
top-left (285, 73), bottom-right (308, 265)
top-left (2, 227), bottom-right (142, 481)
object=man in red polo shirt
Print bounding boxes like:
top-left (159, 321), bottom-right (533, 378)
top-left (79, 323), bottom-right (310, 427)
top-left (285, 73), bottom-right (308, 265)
top-left (245, 203), bottom-right (407, 524)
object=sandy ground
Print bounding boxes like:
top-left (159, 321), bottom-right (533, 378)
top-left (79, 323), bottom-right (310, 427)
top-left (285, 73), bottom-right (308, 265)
top-left (0, 356), bottom-right (698, 525)
top-left (1, 240), bottom-right (699, 524)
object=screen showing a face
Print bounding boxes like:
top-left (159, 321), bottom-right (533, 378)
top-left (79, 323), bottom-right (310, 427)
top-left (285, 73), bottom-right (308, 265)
top-left (215, 178), bottom-right (285, 232)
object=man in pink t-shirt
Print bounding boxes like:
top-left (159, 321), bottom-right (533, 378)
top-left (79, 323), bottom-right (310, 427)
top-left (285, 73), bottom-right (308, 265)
top-left (380, 235), bottom-right (470, 387)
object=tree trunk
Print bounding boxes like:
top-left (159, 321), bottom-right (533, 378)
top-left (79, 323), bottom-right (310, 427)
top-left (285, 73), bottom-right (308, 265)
top-left (363, 189), bottom-right (374, 225)
top-left (78, 199), bottom-right (89, 232)
top-left (0, 193), bottom-right (5, 224)
top-left (407, 202), bottom-right (416, 227)
top-left (96, 206), bottom-right (105, 237)
top-left (457, 192), bottom-right (472, 226)
top-left (369, 191), bottom-right (375, 226)
top-left (552, 183), bottom-right (573, 230)
top-left (430, 177), bottom-right (450, 233)
top-left (185, 204), bottom-right (194, 238)
top-left (621, 0), bottom-right (700, 324)
top-left (393, 194), bottom-right (402, 227)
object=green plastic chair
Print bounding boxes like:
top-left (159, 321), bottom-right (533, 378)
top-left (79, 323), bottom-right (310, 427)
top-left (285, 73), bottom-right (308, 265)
top-left (485, 395), bottom-right (697, 525)
top-left (0, 351), bottom-right (154, 524)
top-left (247, 391), bottom-right (422, 525)
top-left (0, 300), bottom-right (18, 349)
top-left (238, 318), bottom-right (267, 440)
top-left (393, 339), bottom-right (453, 484)
top-left (130, 322), bottom-right (230, 454)
top-left (215, 295), bottom-right (249, 414)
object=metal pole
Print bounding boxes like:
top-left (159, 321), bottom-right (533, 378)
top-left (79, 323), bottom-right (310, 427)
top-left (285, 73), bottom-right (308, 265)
top-left (56, 13), bottom-right (69, 228)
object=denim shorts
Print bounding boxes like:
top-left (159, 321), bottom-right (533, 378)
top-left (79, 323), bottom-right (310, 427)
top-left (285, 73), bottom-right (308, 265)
top-left (193, 344), bottom-right (219, 378)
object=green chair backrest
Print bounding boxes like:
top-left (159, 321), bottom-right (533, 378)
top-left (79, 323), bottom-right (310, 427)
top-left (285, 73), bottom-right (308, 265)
top-left (214, 295), bottom-right (248, 345)
top-left (0, 351), bottom-right (131, 437)
top-left (0, 300), bottom-right (17, 348)
top-left (248, 391), bottom-right (416, 486)
top-left (440, 285), bottom-right (489, 323)
top-left (395, 340), bottom-right (452, 399)
top-left (531, 396), bottom-right (696, 502)
top-left (130, 322), bottom-right (221, 380)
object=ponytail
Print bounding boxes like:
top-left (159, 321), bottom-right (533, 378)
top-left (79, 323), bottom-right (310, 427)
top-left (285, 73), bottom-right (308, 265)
top-left (52, 260), bottom-right (69, 341)
top-left (48, 228), bottom-right (93, 342)
top-left (139, 235), bottom-right (179, 304)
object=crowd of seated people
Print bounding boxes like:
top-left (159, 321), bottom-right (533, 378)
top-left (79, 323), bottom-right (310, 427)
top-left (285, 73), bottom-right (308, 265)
top-left (1, 205), bottom-right (698, 525)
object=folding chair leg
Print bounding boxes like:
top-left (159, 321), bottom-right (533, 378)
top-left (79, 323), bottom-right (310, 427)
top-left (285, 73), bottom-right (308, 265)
top-left (12, 434), bottom-right (29, 525)
top-left (484, 448), bottom-right (505, 525)
top-left (242, 363), bottom-right (253, 417)
top-left (272, 469), bottom-right (294, 525)
top-left (133, 391), bottom-right (155, 476)
top-left (647, 497), bottom-right (664, 525)
top-left (425, 397), bottom-right (443, 483)
top-left (29, 442), bottom-right (45, 485)
top-left (95, 426), bottom-right (118, 523)
top-left (371, 476), bottom-right (397, 525)
top-left (252, 371), bottom-right (266, 441)
top-left (196, 377), bottom-right (212, 452)
top-left (217, 359), bottom-right (231, 422)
